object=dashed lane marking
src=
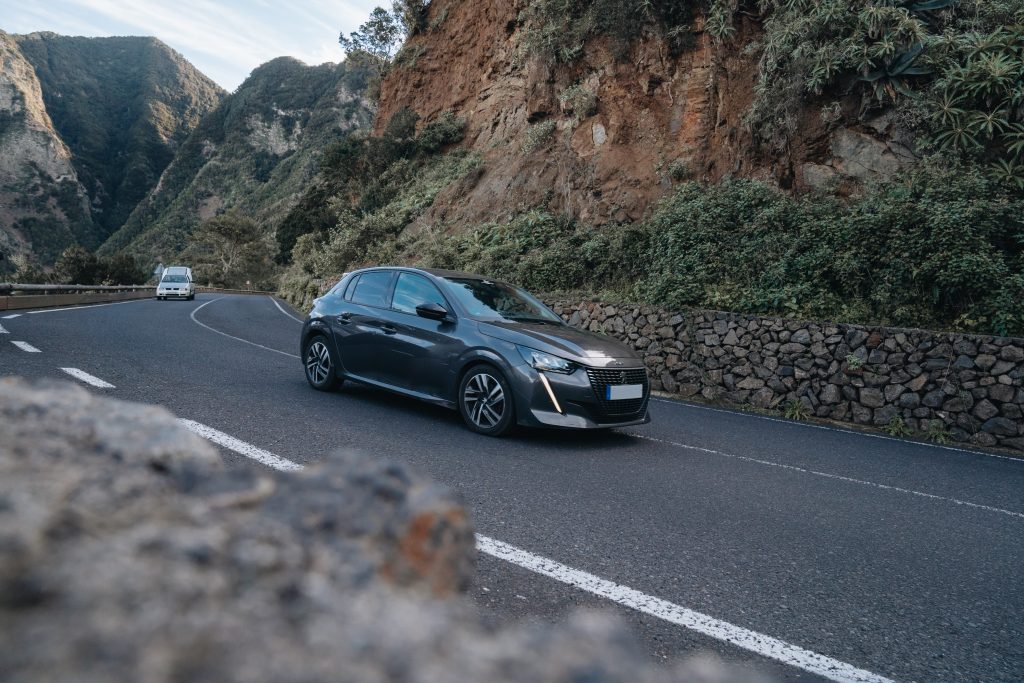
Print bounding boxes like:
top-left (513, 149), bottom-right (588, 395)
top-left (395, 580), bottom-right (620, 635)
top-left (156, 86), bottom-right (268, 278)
top-left (60, 367), bottom-right (115, 388)
top-left (0, 323), bottom-right (7, 334)
top-left (629, 433), bottom-right (1024, 520)
top-left (11, 341), bottom-right (40, 353)
top-left (180, 418), bottom-right (895, 683)
top-left (2, 314), bottom-right (21, 319)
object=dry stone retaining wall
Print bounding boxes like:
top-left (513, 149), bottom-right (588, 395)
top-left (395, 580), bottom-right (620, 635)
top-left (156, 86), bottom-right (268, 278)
top-left (547, 301), bottom-right (1024, 452)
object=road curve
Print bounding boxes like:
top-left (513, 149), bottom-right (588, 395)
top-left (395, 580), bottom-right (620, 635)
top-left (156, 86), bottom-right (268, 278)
top-left (2, 294), bottom-right (1022, 682)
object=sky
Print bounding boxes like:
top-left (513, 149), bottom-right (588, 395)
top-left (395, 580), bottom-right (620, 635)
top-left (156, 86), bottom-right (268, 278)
top-left (0, 0), bottom-right (383, 90)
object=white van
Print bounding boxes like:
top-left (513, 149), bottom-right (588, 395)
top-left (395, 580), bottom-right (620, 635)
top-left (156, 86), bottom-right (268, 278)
top-left (156, 266), bottom-right (195, 301)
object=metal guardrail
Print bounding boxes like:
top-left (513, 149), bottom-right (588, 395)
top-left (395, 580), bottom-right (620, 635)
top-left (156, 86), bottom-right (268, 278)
top-left (0, 283), bottom-right (156, 312)
top-left (0, 283), bottom-right (154, 294)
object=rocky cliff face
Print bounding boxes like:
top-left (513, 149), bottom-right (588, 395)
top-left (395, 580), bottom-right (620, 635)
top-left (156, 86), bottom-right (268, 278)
top-left (374, 0), bottom-right (914, 228)
top-left (0, 31), bottom-right (91, 267)
top-left (14, 32), bottom-right (224, 241)
top-left (102, 57), bottom-right (373, 264)
top-left (0, 31), bottom-right (223, 269)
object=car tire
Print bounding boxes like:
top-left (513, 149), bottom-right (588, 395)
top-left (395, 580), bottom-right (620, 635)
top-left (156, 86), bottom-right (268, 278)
top-left (303, 335), bottom-right (342, 391)
top-left (458, 365), bottom-right (515, 436)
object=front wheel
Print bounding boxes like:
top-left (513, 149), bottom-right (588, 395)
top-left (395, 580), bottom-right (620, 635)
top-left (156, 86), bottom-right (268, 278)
top-left (304, 335), bottom-right (342, 391)
top-left (458, 366), bottom-right (515, 436)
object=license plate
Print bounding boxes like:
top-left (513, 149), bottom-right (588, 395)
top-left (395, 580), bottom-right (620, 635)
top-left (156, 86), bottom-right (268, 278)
top-left (606, 384), bottom-right (643, 400)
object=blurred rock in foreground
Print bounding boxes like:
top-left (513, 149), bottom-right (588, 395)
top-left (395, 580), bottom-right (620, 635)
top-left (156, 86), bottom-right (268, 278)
top-left (0, 378), bottom-right (763, 682)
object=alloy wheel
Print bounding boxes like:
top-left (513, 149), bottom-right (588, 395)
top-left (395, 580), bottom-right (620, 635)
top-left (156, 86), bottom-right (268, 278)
top-left (306, 340), bottom-right (332, 385)
top-left (463, 372), bottom-right (506, 429)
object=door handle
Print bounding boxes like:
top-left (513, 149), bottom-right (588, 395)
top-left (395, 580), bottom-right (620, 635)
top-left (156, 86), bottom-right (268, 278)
top-left (381, 324), bottom-right (397, 335)
top-left (336, 313), bottom-right (352, 324)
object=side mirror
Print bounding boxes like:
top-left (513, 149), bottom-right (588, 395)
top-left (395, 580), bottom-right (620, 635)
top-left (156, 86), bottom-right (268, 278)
top-left (416, 302), bottom-right (450, 322)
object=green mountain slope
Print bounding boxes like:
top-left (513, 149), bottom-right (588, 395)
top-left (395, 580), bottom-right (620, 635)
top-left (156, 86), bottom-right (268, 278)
top-left (13, 32), bottom-right (224, 242)
top-left (101, 57), bottom-right (373, 265)
top-left (0, 30), bottom-right (92, 268)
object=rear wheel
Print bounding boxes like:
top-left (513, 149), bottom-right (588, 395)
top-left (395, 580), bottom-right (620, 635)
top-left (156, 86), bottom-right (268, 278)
top-left (304, 335), bottom-right (342, 391)
top-left (458, 365), bottom-right (515, 436)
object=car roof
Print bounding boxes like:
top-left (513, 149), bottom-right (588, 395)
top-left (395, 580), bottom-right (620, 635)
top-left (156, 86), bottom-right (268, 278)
top-left (352, 266), bottom-right (490, 281)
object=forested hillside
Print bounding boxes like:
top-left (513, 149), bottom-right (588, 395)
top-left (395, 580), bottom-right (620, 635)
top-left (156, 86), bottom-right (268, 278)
top-left (102, 57), bottom-right (374, 278)
top-left (0, 31), bottom-right (222, 269)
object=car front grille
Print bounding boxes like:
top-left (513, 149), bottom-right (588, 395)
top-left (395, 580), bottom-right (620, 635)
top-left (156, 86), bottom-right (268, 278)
top-left (584, 367), bottom-right (650, 420)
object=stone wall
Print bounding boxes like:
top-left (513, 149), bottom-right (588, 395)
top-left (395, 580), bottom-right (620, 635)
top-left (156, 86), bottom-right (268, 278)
top-left (547, 301), bottom-right (1024, 452)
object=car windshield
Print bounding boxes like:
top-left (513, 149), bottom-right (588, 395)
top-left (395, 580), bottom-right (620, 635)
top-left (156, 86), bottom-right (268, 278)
top-left (443, 278), bottom-right (563, 324)
top-left (161, 274), bottom-right (187, 283)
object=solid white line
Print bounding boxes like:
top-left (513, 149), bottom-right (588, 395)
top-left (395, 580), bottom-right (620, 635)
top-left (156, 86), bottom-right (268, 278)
top-left (2, 314), bottom-right (21, 319)
top-left (11, 341), bottom-right (40, 353)
top-left (650, 397), bottom-right (1022, 463)
top-left (60, 367), bottom-right (115, 388)
top-left (0, 323), bottom-right (7, 334)
top-left (631, 433), bottom-right (1024, 520)
top-left (269, 296), bottom-right (304, 323)
top-left (25, 298), bottom-right (149, 315)
top-left (178, 419), bottom-right (304, 471)
top-left (475, 536), bottom-right (893, 683)
top-left (183, 420), bottom-right (894, 683)
top-left (190, 298), bottom-right (300, 359)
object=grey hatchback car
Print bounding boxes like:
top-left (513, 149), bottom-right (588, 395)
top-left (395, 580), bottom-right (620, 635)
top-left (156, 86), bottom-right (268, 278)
top-left (300, 267), bottom-right (650, 436)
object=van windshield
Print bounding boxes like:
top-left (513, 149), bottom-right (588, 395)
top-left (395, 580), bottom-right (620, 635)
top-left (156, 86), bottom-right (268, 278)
top-left (161, 274), bottom-right (188, 283)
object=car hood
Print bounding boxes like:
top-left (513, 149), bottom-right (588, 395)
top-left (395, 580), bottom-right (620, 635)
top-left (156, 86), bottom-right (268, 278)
top-left (478, 320), bottom-right (642, 368)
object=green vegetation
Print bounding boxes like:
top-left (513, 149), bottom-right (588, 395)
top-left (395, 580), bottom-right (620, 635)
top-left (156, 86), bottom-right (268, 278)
top-left (184, 213), bottom-right (278, 289)
top-left (101, 56), bottom-right (373, 268)
top-left (13, 33), bottom-right (223, 242)
top-left (339, 1), bottom-right (429, 99)
top-left (49, 245), bottom-right (147, 285)
top-left (748, 1), bottom-right (1024, 183)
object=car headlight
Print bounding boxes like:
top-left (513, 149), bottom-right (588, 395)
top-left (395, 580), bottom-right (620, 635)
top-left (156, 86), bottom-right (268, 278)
top-left (517, 346), bottom-right (575, 374)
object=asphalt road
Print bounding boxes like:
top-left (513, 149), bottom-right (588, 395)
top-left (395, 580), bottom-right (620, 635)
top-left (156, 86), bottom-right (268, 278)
top-left (2, 294), bottom-right (1022, 682)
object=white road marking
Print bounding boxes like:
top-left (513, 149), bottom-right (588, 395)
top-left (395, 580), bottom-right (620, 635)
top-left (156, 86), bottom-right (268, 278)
top-left (0, 323), bottom-right (7, 334)
top-left (190, 298), bottom-right (300, 358)
top-left (178, 419), bottom-right (303, 471)
top-left (60, 367), bottom-right (115, 388)
top-left (269, 296), bottom-right (304, 323)
top-left (650, 397), bottom-right (1023, 463)
top-left (181, 420), bottom-right (894, 683)
top-left (2, 314), bottom-right (20, 319)
top-left (25, 299), bottom-right (149, 315)
top-left (11, 341), bottom-right (40, 353)
top-left (631, 433), bottom-right (1024, 520)
top-left (476, 536), bottom-right (893, 683)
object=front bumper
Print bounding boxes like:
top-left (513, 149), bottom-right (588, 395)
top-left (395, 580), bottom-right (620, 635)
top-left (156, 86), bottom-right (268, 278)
top-left (157, 290), bottom-right (191, 298)
top-left (508, 362), bottom-right (651, 429)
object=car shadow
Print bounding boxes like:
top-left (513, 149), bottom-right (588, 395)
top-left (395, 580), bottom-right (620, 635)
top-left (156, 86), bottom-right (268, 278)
top-left (331, 382), bottom-right (642, 452)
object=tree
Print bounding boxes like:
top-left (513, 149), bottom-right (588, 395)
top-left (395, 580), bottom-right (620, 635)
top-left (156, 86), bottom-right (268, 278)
top-left (185, 213), bottom-right (277, 289)
top-left (53, 246), bottom-right (101, 285)
top-left (338, 2), bottom-right (429, 99)
top-left (100, 253), bottom-right (147, 285)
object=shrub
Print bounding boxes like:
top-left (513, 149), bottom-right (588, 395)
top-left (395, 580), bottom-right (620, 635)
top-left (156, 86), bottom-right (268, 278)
top-left (522, 120), bottom-right (557, 153)
top-left (558, 84), bottom-right (598, 124)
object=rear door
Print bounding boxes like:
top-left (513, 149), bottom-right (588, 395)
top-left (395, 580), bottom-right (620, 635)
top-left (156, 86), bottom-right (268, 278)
top-left (329, 270), bottom-right (396, 382)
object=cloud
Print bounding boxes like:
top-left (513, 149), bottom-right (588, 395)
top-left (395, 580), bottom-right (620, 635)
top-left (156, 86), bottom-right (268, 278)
top-left (3, 0), bottom-right (384, 89)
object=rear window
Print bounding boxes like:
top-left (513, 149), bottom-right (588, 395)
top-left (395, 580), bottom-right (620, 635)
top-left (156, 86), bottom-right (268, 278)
top-left (348, 271), bottom-right (393, 308)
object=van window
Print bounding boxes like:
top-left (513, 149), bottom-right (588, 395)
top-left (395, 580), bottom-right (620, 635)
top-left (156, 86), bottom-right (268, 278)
top-left (161, 274), bottom-right (188, 283)
top-left (348, 271), bottom-right (393, 308)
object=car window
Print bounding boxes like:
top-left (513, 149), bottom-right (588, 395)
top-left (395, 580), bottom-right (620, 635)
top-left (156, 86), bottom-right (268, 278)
top-left (443, 278), bottom-right (563, 324)
top-left (392, 273), bottom-right (447, 315)
top-left (348, 271), bottom-right (393, 308)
